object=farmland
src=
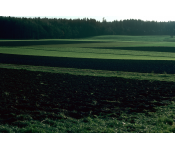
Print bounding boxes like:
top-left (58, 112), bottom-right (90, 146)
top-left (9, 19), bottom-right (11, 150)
top-left (1, 35), bottom-right (175, 133)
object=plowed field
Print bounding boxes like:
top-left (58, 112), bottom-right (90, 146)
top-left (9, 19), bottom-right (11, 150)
top-left (1, 68), bottom-right (175, 125)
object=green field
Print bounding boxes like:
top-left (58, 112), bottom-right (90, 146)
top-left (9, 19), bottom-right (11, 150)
top-left (1, 35), bottom-right (175, 133)
top-left (1, 35), bottom-right (175, 60)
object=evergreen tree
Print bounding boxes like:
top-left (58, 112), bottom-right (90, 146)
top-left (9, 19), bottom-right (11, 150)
top-left (0, 16), bottom-right (175, 40)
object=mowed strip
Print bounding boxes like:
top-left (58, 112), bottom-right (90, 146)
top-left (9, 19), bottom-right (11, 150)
top-left (1, 46), bottom-right (175, 60)
top-left (1, 63), bottom-right (175, 82)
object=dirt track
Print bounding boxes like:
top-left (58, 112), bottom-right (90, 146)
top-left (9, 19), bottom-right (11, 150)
top-left (1, 68), bottom-right (175, 125)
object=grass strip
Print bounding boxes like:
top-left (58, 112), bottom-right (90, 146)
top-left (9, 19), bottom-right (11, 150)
top-left (0, 63), bottom-right (175, 82)
top-left (1, 101), bottom-right (175, 133)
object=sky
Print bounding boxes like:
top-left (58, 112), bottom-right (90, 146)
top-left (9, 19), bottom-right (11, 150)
top-left (11, 16), bottom-right (175, 22)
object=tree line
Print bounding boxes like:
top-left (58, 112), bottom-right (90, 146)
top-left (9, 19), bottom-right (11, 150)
top-left (0, 16), bottom-right (175, 39)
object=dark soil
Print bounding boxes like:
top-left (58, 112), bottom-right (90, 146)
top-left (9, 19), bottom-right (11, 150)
top-left (1, 68), bottom-right (175, 125)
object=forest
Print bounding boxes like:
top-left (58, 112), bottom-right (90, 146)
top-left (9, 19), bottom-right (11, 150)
top-left (0, 16), bottom-right (175, 39)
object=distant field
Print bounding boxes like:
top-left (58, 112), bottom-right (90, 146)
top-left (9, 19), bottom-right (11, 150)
top-left (1, 35), bottom-right (175, 61)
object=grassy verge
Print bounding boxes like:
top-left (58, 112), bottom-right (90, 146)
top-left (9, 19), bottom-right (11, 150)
top-left (1, 101), bottom-right (175, 133)
top-left (0, 63), bottom-right (175, 82)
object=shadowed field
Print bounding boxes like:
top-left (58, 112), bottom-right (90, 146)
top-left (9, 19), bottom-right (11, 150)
top-left (1, 53), bottom-right (175, 74)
